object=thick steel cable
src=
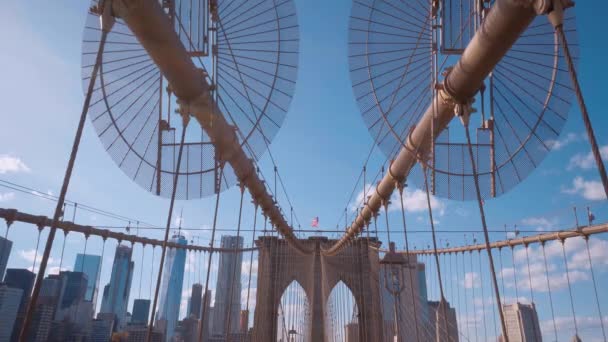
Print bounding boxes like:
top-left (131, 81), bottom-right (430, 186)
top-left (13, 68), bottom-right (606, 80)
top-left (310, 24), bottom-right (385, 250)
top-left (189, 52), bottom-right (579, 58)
top-left (146, 114), bottom-right (190, 342)
top-left (58, 230), bottom-right (68, 273)
top-left (560, 239), bottom-right (579, 337)
top-left (469, 251), bottom-right (479, 342)
top-left (197, 165), bottom-right (225, 342)
top-left (556, 23), bottom-right (608, 199)
top-left (421, 167), bottom-right (450, 340)
top-left (18, 22), bottom-right (110, 341)
top-left (461, 251), bottom-right (470, 340)
top-left (541, 242), bottom-right (558, 341)
top-left (397, 184), bottom-right (420, 342)
top-left (510, 245), bottom-right (519, 301)
top-left (243, 204), bottom-right (258, 342)
top-left (463, 123), bottom-right (509, 341)
top-left (32, 228), bottom-right (42, 272)
top-left (583, 235), bottom-right (607, 340)
top-left (224, 185), bottom-right (245, 340)
top-left (477, 250), bottom-right (488, 342)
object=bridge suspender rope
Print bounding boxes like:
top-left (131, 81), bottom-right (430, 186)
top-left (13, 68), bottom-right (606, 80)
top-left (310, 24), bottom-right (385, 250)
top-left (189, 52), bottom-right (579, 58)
top-left (18, 5), bottom-right (114, 339)
top-left (147, 109), bottom-right (190, 342)
top-left (396, 182), bottom-right (421, 342)
top-left (224, 184), bottom-right (245, 340)
top-left (422, 167), bottom-right (451, 342)
top-left (464, 121), bottom-right (510, 342)
top-left (243, 204), bottom-right (258, 342)
top-left (197, 165), bottom-right (225, 342)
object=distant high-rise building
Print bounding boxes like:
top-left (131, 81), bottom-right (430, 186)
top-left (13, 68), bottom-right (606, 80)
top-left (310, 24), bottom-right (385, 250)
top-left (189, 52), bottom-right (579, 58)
top-left (156, 234), bottom-right (187, 341)
top-left (100, 244), bottom-right (134, 329)
top-left (89, 317), bottom-right (115, 342)
top-left (502, 302), bottom-right (542, 342)
top-left (132, 299), bottom-right (151, 325)
top-left (0, 236), bottom-right (12, 279)
top-left (124, 324), bottom-right (164, 342)
top-left (73, 254), bottom-right (101, 305)
top-left (0, 284), bottom-right (23, 341)
top-left (27, 304), bottom-right (54, 342)
top-left (380, 254), bottom-right (427, 342)
top-left (57, 271), bottom-right (88, 312)
top-left (428, 299), bottom-right (459, 342)
top-left (4, 268), bottom-right (35, 341)
top-left (345, 322), bottom-right (360, 342)
top-left (212, 235), bottom-right (243, 336)
top-left (189, 283), bottom-right (203, 319)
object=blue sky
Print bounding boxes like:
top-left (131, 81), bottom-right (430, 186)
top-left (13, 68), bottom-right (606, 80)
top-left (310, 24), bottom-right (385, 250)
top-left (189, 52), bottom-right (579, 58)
top-left (0, 0), bottom-right (607, 340)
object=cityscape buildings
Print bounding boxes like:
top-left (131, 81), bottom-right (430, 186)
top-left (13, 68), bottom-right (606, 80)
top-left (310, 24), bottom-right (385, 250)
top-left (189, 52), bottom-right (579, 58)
top-left (212, 235), bottom-right (244, 337)
top-left (74, 254), bottom-right (102, 305)
top-left (100, 244), bottom-right (134, 329)
top-left (428, 299), bottom-right (459, 342)
top-left (188, 283), bottom-right (203, 319)
top-left (501, 302), bottom-right (542, 342)
top-left (4, 268), bottom-right (36, 341)
top-left (155, 233), bottom-right (187, 341)
top-left (0, 284), bottom-right (23, 341)
top-left (131, 299), bottom-right (151, 325)
top-left (0, 236), bottom-right (12, 279)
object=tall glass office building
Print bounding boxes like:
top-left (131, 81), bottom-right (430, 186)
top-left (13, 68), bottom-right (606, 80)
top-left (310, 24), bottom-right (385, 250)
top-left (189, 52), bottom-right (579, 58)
top-left (212, 235), bottom-right (243, 336)
top-left (74, 254), bottom-right (101, 305)
top-left (100, 245), bottom-right (134, 329)
top-left (156, 234), bottom-right (187, 342)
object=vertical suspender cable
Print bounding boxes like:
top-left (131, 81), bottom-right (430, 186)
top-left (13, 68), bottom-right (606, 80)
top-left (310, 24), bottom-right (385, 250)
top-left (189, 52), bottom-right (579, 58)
top-left (147, 113), bottom-right (190, 342)
top-left (421, 167), bottom-right (450, 341)
top-left (560, 238), bottom-right (579, 337)
top-left (583, 235), bottom-right (607, 340)
top-left (224, 185), bottom-right (245, 340)
top-left (463, 123), bottom-right (509, 342)
top-left (197, 164), bottom-right (225, 342)
top-left (541, 241), bottom-right (558, 341)
top-left (18, 5), bottom-right (113, 339)
top-left (397, 183), bottom-right (421, 342)
top-left (243, 204), bottom-right (258, 342)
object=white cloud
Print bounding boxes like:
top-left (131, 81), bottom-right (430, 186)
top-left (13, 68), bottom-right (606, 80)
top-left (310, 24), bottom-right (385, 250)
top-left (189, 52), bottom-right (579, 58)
top-left (0, 155), bottom-right (31, 174)
top-left (19, 249), bottom-right (57, 273)
top-left (0, 192), bottom-right (15, 202)
top-left (541, 315), bottom-right (608, 337)
top-left (568, 145), bottom-right (608, 170)
top-left (547, 132), bottom-right (583, 151)
top-left (563, 176), bottom-right (607, 200)
top-left (241, 259), bottom-right (258, 279)
top-left (521, 216), bottom-right (558, 230)
top-left (462, 272), bottom-right (480, 289)
top-left (350, 183), bottom-right (445, 216)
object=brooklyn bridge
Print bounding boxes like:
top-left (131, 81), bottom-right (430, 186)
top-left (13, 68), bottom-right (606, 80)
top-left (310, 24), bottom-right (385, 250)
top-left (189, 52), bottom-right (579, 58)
top-left (0, 0), bottom-right (607, 341)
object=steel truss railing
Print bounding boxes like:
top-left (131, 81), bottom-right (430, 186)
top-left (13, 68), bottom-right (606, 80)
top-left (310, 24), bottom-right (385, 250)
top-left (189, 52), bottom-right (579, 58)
top-left (0, 208), bottom-right (257, 253)
top-left (373, 222), bottom-right (608, 255)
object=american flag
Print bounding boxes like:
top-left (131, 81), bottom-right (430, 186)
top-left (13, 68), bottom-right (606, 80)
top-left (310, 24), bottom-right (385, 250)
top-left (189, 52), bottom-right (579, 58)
top-left (311, 216), bottom-right (319, 228)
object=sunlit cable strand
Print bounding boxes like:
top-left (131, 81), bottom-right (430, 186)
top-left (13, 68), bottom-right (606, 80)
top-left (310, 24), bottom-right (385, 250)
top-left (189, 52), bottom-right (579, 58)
top-left (198, 164), bottom-right (225, 342)
top-left (18, 26), bottom-right (110, 341)
top-left (560, 238), bottom-right (579, 337)
top-left (541, 241), bottom-right (558, 341)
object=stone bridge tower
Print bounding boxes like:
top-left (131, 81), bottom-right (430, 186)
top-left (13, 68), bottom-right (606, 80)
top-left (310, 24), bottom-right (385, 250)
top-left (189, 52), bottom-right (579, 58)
top-left (252, 236), bottom-right (385, 341)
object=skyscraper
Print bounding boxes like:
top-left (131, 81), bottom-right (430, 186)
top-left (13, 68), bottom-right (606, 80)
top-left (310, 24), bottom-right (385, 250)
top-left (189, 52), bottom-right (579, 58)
top-left (132, 299), bottom-right (151, 325)
top-left (212, 235), bottom-right (243, 336)
top-left (55, 271), bottom-right (89, 321)
top-left (428, 299), bottom-right (459, 342)
top-left (502, 302), bottom-right (542, 342)
top-left (0, 236), bottom-right (12, 280)
top-left (100, 244), bottom-right (134, 329)
top-left (156, 234), bottom-right (187, 341)
top-left (0, 284), bottom-right (23, 341)
top-left (189, 283), bottom-right (203, 319)
top-left (74, 254), bottom-right (101, 305)
top-left (4, 268), bottom-right (35, 341)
